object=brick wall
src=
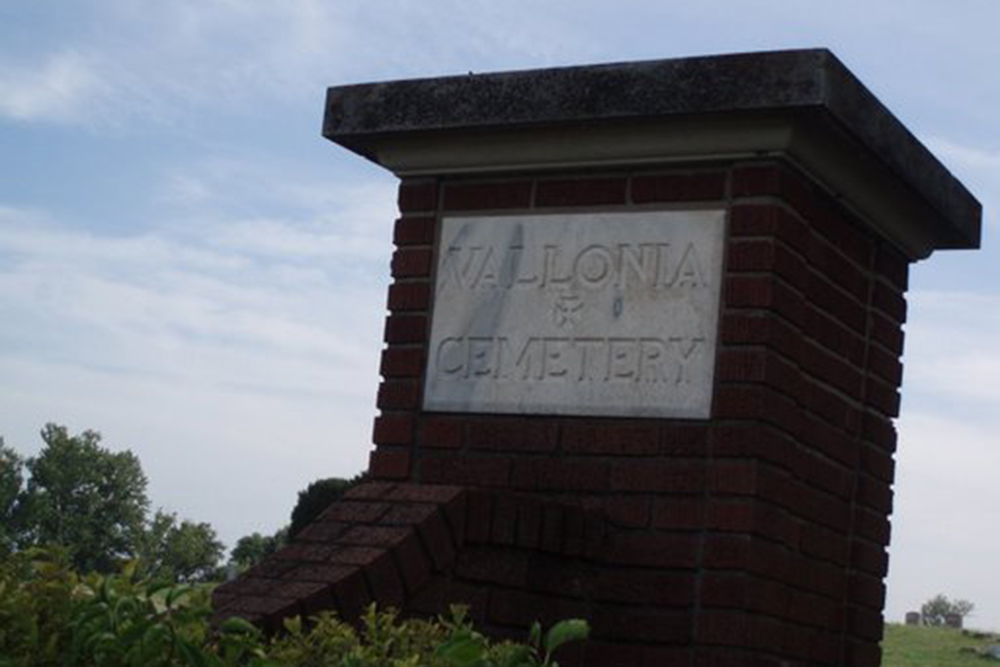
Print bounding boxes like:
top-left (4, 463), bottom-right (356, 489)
top-left (372, 160), bottom-right (907, 666)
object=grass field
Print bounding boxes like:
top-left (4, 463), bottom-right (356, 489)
top-left (882, 624), bottom-right (1000, 666)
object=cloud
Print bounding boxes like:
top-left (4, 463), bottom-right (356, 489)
top-left (0, 50), bottom-right (110, 123)
top-left (0, 175), bottom-right (396, 546)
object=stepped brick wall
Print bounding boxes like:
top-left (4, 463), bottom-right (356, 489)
top-left (215, 159), bottom-right (908, 667)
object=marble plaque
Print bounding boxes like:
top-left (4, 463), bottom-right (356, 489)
top-left (423, 210), bottom-right (725, 418)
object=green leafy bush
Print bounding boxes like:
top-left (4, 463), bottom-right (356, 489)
top-left (0, 549), bottom-right (588, 667)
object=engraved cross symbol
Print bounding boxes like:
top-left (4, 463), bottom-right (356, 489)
top-left (553, 294), bottom-right (584, 329)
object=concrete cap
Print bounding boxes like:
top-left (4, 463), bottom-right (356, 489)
top-left (323, 49), bottom-right (981, 258)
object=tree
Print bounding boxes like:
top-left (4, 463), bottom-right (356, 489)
top-left (921, 594), bottom-right (975, 625)
top-left (139, 510), bottom-right (226, 582)
top-left (19, 424), bottom-right (150, 573)
top-left (230, 528), bottom-right (287, 570)
top-left (289, 473), bottom-right (367, 537)
top-left (0, 439), bottom-right (25, 554)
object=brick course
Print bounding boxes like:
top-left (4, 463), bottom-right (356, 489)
top-left (220, 160), bottom-right (909, 667)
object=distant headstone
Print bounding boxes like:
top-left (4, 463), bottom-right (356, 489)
top-left (945, 613), bottom-right (963, 628)
top-left (905, 611), bottom-right (921, 625)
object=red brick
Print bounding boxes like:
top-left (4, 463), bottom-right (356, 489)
top-left (273, 543), bottom-right (340, 563)
top-left (802, 381), bottom-right (862, 434)
top-left (466, 418), bottom-right (558, 453)
top-left (342, 482), bottom-right (396, 500)
top-left (856, 475), bottom-right (893, 513)
top-left (379, 503), bottom-right (438, 526)
top-left (363, 552), bottom-right (406, 610)
top-left (591, 607), bottom-right (692, 644)
top-left (870, 312), bottom-right (904, 355)
top-left (561, 420), bottom-right (658, 456)
top-left (391, 532), bottom-right (433, 593)
top-left (419, 417), bottom-right (464, 449)
top-left (653, 497), bottom-right (705, 530)
top-left (385, 483), bottom-right (464, 504)
top-left (416, 510), bottom-right (457, 571)
top-left (701, 573), bottom-right (747, 608)
top-left (701, 534), bottom-right (751, 569)
top-left (716, 347), bottom-right (801, 394)
top-left (607, 532), bottom-right (699, 568)
top-left (609, 460), bottom-right (705, 493)
top-left (806, 272), bottom-right (867, 333)
top-left (844, 639), bottom-right (882, 667)
top-left (732, 163), bottom-right (817, 217)
top-left (515, 497), bottom-right (543, 549)
top-left (728, 204), bottom-right (810, 254)
top-left (393, 216), bottom-right (436, 246)
top-left (694, 610), bottom-right (749, 646)
top-left (512, 458), bottom-right (609, 492)
top-left (849, 573), bottom-right (887, 609)
top-left (847, 606), bottom-right (885, 641)
top-left (372, 414), bottom-right (415, 445)
top-left (456, 547), bottom-right (529, 587)
top-left (724, 274), bottom-right (805, 326)
top-left (331, 569), bottom-right (371, 620)
top-left (294, 521), bottom-right (350, 543)
top-left (582, 495), bottom-right (650, 529)
top-left (867, 345), bottom-right (903, 386)
top-left (535, 177), bottom-right (627, 207)
top-left (871, 281), bottom-right (907, 323)
top-left (811, 207), bottom-right (874, 268)
top-left (386, 282), bottom-right (430, 311)
top-left (376, 380), bottom-right (420, 410)
top-left (714, 385), bottom-right (803, 437)
top-left (397, 181), bottom-right (438, 212)
top-left (799, 340), bottom-right (864, 396)
top-left (631, 171), bottom-right (726, 202)
top-left (443, 180), bottom-right (533, 210)
top-left (383, 314), bottom-right (427, 344)
top-left (380, 347), bottom-right (424, 378)
top-left (391, 247), bottom-right (433, 278)
top-left (865, 377), bottom-right (901, 417)
top-left (875, 244), bottom-right (909, 291)
top-left (283, 564), bottom-right (354, 585)
top-left (860, 446), bottom-right (895, 483)
top-left (466, 491), bottom-right (493, 543)
top-left (800, 523), bottom-right (849, 565)
top-left (853, 507), bottom-right (891, 544)
top-left (727, 238), bottom-right (807, 288)
top-left (326, 546), bottom-right (386, 566)
top-left (804, 303), bottom-right (866, 365)
top-left (661, 423), bottom-right (711, 456)
top-left (368, 449), bottom-right (411, 480)
top-left (861, 413), bottom-right (897, 452)
top-left (419, 455), bottom-right (510, 487)
top-left (807, 234), bottom-right (870, 301)
top-left (540, 503), bottom-right (564, 552)
top-left (317, 500), bottom-right (390, 524)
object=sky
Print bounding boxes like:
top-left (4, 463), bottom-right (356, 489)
top-left (1, 0), bottom-right (998, 630)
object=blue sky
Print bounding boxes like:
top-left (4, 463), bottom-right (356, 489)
top-left (1, 0), bottom-right (998, 629)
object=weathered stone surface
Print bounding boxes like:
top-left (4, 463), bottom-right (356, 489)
top-left (324, 49), bottom-right (982, 257)
top-left (423, 210), bottom-right (724, 418)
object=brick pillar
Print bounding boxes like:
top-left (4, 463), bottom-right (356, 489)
top-left (215, 50), bottom-right (981, 667)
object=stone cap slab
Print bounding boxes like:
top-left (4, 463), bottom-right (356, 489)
top-left (323, 49), bottom-right (981, 258)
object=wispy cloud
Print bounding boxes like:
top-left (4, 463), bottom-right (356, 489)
top-left (0, 50), bottom-right (110, 123)
top-left (0, 175), bottom-right (395, 545)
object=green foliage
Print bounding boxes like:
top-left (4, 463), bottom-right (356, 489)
top-left (19, 425), bottom-right (151, 573)
top-left (882, 623), bottom-right (1000, 667)
top-left (921, 594), bottom-right (975, 626)
top-left (435, 610), bottom-right (589, 667)
top-left (229, 529), bottom-right (286, 571)
top-left (0, 439), bottom-right (25, 555)
top-left (138, 511), bottom-right (226, 583)
top-left (0, 549), bottom-right (589, 667)
top-left (288, 474), bottom-right (366, 538)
